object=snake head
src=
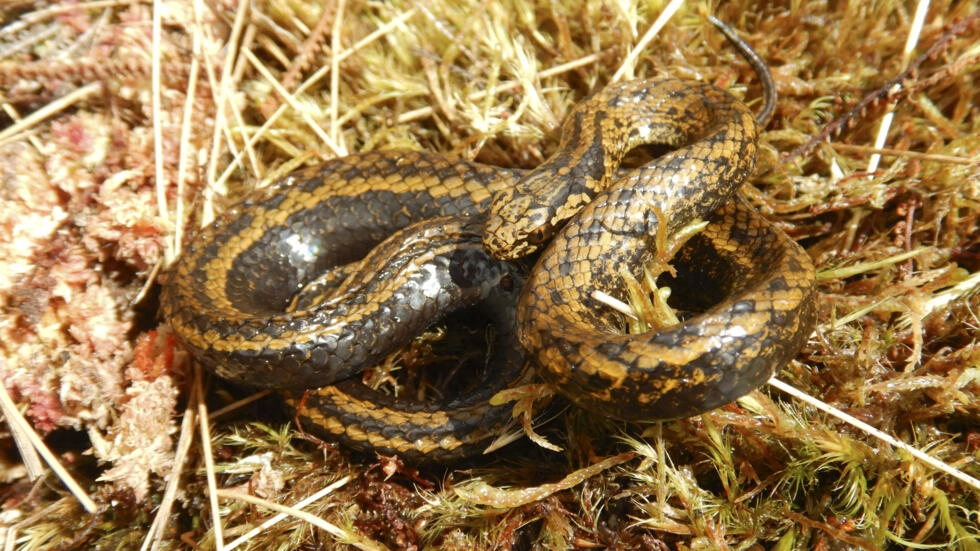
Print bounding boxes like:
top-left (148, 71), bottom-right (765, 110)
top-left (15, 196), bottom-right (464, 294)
top-left (483, 190), bottom-right (555, 261)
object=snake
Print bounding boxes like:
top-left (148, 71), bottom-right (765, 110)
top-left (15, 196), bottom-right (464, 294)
top-left (162, 153), bottom-right (534, 460)
top-left (160, 18), bottom-right (817, 460)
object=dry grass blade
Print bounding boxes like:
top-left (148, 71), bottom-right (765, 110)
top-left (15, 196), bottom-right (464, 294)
top-left (769, 377), bottom-right (980, 491)
top-left (223, 475), bottom-right (352, 550)
top-left (0, 386), bottom-right (96, 513)
top-left (0, 82), bottom-right (101, 147)
top-left (198, 382), bottom-right (224, 549)
top-left (151, 0), bottom-right (166, 220)
top-left (864, 0), bottom-right (930, 175)
top-left (140, 365), bottom-right (200, 551)
top-left (214, 489), bottom-right (389, 551)
top-left (610, 0), bottom-right (684, 82)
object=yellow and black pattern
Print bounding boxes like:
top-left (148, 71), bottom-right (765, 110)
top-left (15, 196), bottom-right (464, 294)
top-left (161, 153), bottom-right (522, 390)
top-left (283, 257), bottom-right (531, 461)
top-left (495, 80), bottom-right (818, 421)
top-left (518, 192), bottom-right (817, 421)
top-left (160, 19), bottom-right (817, 460)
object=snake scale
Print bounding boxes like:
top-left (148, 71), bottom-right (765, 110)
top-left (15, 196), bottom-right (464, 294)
top-left (160, 18), bottom-right (817, 461)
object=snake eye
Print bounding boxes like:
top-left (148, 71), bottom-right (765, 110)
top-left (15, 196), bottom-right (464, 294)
top-left (526, 226), bottom-right (549, 245)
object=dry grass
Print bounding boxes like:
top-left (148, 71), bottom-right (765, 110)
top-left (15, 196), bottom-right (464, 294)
top-left (1, 0), bottom-right (978, 549)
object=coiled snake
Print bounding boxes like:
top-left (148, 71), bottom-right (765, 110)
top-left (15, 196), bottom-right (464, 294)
top-left (161, 19), bottom-right (817, 461)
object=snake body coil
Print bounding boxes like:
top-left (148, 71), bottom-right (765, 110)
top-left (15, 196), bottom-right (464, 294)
top-left (162, 152), bottom-right (522, 390)
top-left (493, 81), bottom-right (817, 421)
top-left (161, 25), bottom-right (817, 460)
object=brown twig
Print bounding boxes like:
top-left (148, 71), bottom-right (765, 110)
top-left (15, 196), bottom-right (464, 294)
top-left (257, 2), bottom-right (337, 119)
top-left (784, 12), bottom-right (980, 163)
